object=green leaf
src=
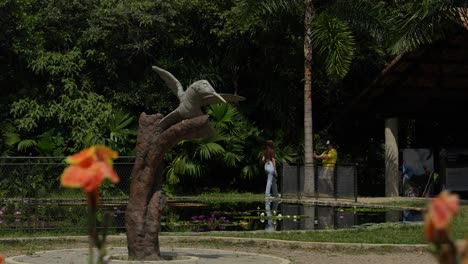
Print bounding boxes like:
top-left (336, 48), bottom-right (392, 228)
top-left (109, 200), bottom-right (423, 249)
top-left (312, 13), bottom-right (356, 80)
top-left (17, 139), bottom-right (37, 152)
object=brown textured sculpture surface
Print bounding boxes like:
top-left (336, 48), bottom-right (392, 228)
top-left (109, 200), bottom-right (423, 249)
top-left (125, 113), bottom-right (210, 260)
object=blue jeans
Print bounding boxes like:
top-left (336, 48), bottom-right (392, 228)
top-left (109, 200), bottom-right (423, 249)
top-left (264, 162), bottom-right (278, 197)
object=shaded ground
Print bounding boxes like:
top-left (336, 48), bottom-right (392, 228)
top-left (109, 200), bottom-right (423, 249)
top-left (1, 235), bottom-right (437, 264)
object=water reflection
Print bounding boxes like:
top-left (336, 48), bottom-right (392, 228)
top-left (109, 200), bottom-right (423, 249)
top-left (0, 201), bottom-right (424, 233)
top-left (273, 204), bottom-right (423, 231)
top-left (403, 210), bottom-right (424, 222)
top-left (264, 200), bottom-right (278, 231)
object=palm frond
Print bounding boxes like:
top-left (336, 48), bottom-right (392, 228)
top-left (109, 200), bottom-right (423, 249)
top-left (195, 142), bottom-right (225, 160)
top-left (223, 151), bottom-right (243, 167)
top-left (2, 124), bottom-right (21, 147)
top-left (110, 110), bottom-right (134, 130)
top-left (165, 166), bottom-right (180, 185)
top-left (331, 0), bottom-right (390, 44)
top-left (257, 0), bottom-right (302, 16)
top-left (17, 139), bottom-right (37, 152)
top-left (241, 164), bottom-right (260, 180)
top-left (208, 103), bottom-right (240, 132)
top-left (312, 13), bottom-right (356, 80)
top-left (172, 156), bottom-right (203, 178)
top-left (389, 0), bottom-right (466, 54)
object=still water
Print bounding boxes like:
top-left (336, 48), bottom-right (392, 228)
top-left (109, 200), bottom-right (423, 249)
top-left (162, 200), bottom-right (423, 232)
top-left (0, 200), bottom-right (423, 232)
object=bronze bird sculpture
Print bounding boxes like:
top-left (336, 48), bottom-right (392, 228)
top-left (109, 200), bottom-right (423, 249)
top-left (152, 66), bottom-right (245, 129)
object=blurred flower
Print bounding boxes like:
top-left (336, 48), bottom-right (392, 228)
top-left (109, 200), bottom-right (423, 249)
top-left (60, 145), bottom-right (119, 209)
top-left (0, 254), bottom-right (4, 264)
top-left (423, 191), bottom-right (468, 264)
top-left (424, 191), bottom-right (459, 242)
top-left (218, 216), bottom-right (226, 222)
top-left (198, 215), bottom-right (206, 220)
top-left (260, 212), bottom-right (265, 217)
top-left (191, 216), bottom-right (198, 220)
top-left (59, 145), bottom-right (118, 264)
top-left (61, 145), bottom-right (119, 193)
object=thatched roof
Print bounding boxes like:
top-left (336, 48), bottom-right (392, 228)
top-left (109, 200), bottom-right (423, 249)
top-left (352, 30), bottom-right (468, 118)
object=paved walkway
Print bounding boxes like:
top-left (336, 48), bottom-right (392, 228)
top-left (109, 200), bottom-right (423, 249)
top-left (3, 235), bottom-right (434, 264)
top-left (6, 247), bottom-right (290, 264)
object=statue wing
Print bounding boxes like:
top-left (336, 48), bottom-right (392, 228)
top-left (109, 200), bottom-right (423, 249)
top-left (201, 94), bottom-right (246, 106)
top-left (159, 110), bottom-right (183, 129)
top-left (152, 66), bottom-right (185, 99)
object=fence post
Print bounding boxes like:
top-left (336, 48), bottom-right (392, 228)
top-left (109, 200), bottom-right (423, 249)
top-left (354, 163), bottom-right (358, 203)
top-left (314, 163), bottom-right (318, 199)
top-left (296, 164), bottom-right (301, 199)
top-left (333, 164), bottom-right (337, 199)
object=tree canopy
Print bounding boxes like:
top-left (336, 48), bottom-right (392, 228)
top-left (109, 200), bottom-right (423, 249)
top-left (1, 0), bottom-right (466, 194)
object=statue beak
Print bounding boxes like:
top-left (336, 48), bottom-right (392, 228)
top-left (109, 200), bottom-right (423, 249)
top-left (213, 93), bottom-right (226, 103)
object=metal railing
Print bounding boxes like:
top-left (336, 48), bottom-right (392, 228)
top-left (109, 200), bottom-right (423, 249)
top-left (281, 162), bottom-right (358, 201)
top-left (0, 156), bottom-right (134, 232)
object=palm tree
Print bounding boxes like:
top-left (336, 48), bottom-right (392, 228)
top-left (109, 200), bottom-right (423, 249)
top-left (231, 0), bottom-right (369, 195)
top-left (303, 0), bottom-right (315, 195)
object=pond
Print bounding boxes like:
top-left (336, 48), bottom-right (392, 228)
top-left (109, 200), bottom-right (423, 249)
top-left (0, 199), bottom-right (423, 233)
top-left (161, 200), bottom-right (423, 232)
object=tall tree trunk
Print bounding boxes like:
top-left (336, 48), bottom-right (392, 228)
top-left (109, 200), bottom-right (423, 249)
top-left (303, 0), bottom-right (315, 196)
top-left (125, 113), bottom-right (211, 260)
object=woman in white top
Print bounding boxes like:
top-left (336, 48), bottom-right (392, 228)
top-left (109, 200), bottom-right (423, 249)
top-left (262, 140), bottom-right (278, 198)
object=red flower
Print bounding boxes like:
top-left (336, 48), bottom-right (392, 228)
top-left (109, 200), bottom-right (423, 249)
top-left (424, 191), bottom-right (459, 241)
top-left (61, 145), bottom-right (119, 193)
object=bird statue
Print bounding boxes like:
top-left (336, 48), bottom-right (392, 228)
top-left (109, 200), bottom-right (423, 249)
top-left (152, 66), bottom-right (245, 129)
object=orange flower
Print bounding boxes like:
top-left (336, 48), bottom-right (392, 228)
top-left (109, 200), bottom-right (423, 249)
top-left (61, 145), bottom-right (119, 193)
top-left (0, 254), bottom-right (4, 264)
top-left (424, 191), bottom-right (459, 241)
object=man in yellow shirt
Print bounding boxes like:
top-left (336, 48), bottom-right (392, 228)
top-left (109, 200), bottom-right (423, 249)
top-left (313, 140), bottom-right (338, 196)
top-left (314, 140), bottom-right (337, 167)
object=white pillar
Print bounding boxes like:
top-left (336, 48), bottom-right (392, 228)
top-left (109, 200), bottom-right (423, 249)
top-left (385, 118), bottom-right (399, 197)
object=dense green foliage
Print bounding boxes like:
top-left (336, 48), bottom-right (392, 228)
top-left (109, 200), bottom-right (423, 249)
top-left (1, 0), bottom-right (466, 194)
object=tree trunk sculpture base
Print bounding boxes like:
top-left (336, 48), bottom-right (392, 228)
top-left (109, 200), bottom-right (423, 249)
top-left (125, 113), bottom-right (210, 260)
